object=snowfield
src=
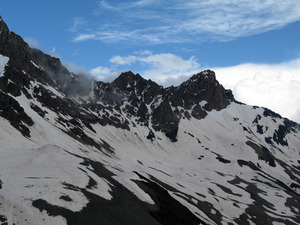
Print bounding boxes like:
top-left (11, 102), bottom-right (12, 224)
top-left (0, 92), bottom-right (299, 224)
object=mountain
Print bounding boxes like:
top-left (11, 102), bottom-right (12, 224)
top-left (0, 16), bottom-right (300, 225)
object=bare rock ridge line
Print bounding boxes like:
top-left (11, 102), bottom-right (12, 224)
top-left (0, 15), bottom-right (236, 142)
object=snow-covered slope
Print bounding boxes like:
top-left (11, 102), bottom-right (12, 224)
top-left (0, 16), bottom-right (299, 225)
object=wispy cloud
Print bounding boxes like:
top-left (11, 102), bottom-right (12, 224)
top-left (64, 62), bottom-right (90, 77)
top-left (89, 65), bottom-right (113, 79)
top-left (98, 0), bottom-right (119, 11)
top-left (71, 0), bottom-right (300, 44)
top-left (69, 17), bottom-right (87, 32)
top-left (98, 0), bottom-right (158, 10)
top-left (74, 34), bottom-right (96, 42)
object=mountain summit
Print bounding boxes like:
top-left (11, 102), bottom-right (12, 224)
top-left (0, 17), bottom-right (300, 225)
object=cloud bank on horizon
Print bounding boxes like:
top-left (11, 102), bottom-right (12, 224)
top-left (214, 60), bottom-right (300, 124)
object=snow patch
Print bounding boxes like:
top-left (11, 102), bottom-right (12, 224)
top-left (0, 54), bottom-right (9, 77)
top-left (199, 100), bottom-right (207, 107)
top-left (30, 60), bottom-right (44, 70)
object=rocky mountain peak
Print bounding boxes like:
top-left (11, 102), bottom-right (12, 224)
top-left (188, 69), bottom-right (216, 82)
top-left (0, 17), bottom-right (31, 62)
top-left (111, 71), bottom-right (162, 97)
top-left (112, 71), bottom-right (143, 91)
top-left (111, 71), bottom-right (164, 104)
top-left (171, 69), bottom-right (230, 111)
top-left (182, 70), bottom-right (219, 93)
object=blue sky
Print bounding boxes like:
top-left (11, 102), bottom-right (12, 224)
top-left (1, 0), bottom-right (300, 122)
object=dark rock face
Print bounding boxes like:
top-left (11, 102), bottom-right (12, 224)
top-left (83, 69), bottom-right (232, 142)
top-left (94, 70), bottom-right (232, 141)
top-left (175, 71), bottom-right (230, 111)
top-left (0, 18), bottom-right (31, 64)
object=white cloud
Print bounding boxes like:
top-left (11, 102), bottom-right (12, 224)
top-left (64, 63), bottom-right (90, 76)
top-left (72, 0), bottom-right (300, 44)
top-left (140, 54), bottom-right (200, 83)
top-left (90, 66), bottom-right (111, 76)
top-left (89, 66), bottom-right (119, 81)
top-left (64, 63), bottom-right (117, 81)
top-left (110, 55), bottom-right (138, 65)
top-left (109, 52), bottom-right (201, 85)
top-left (214, 60), bottom-right (300, 123)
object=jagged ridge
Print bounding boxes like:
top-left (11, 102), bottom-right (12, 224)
top-left (0, 16), bottom-right (235, 142)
